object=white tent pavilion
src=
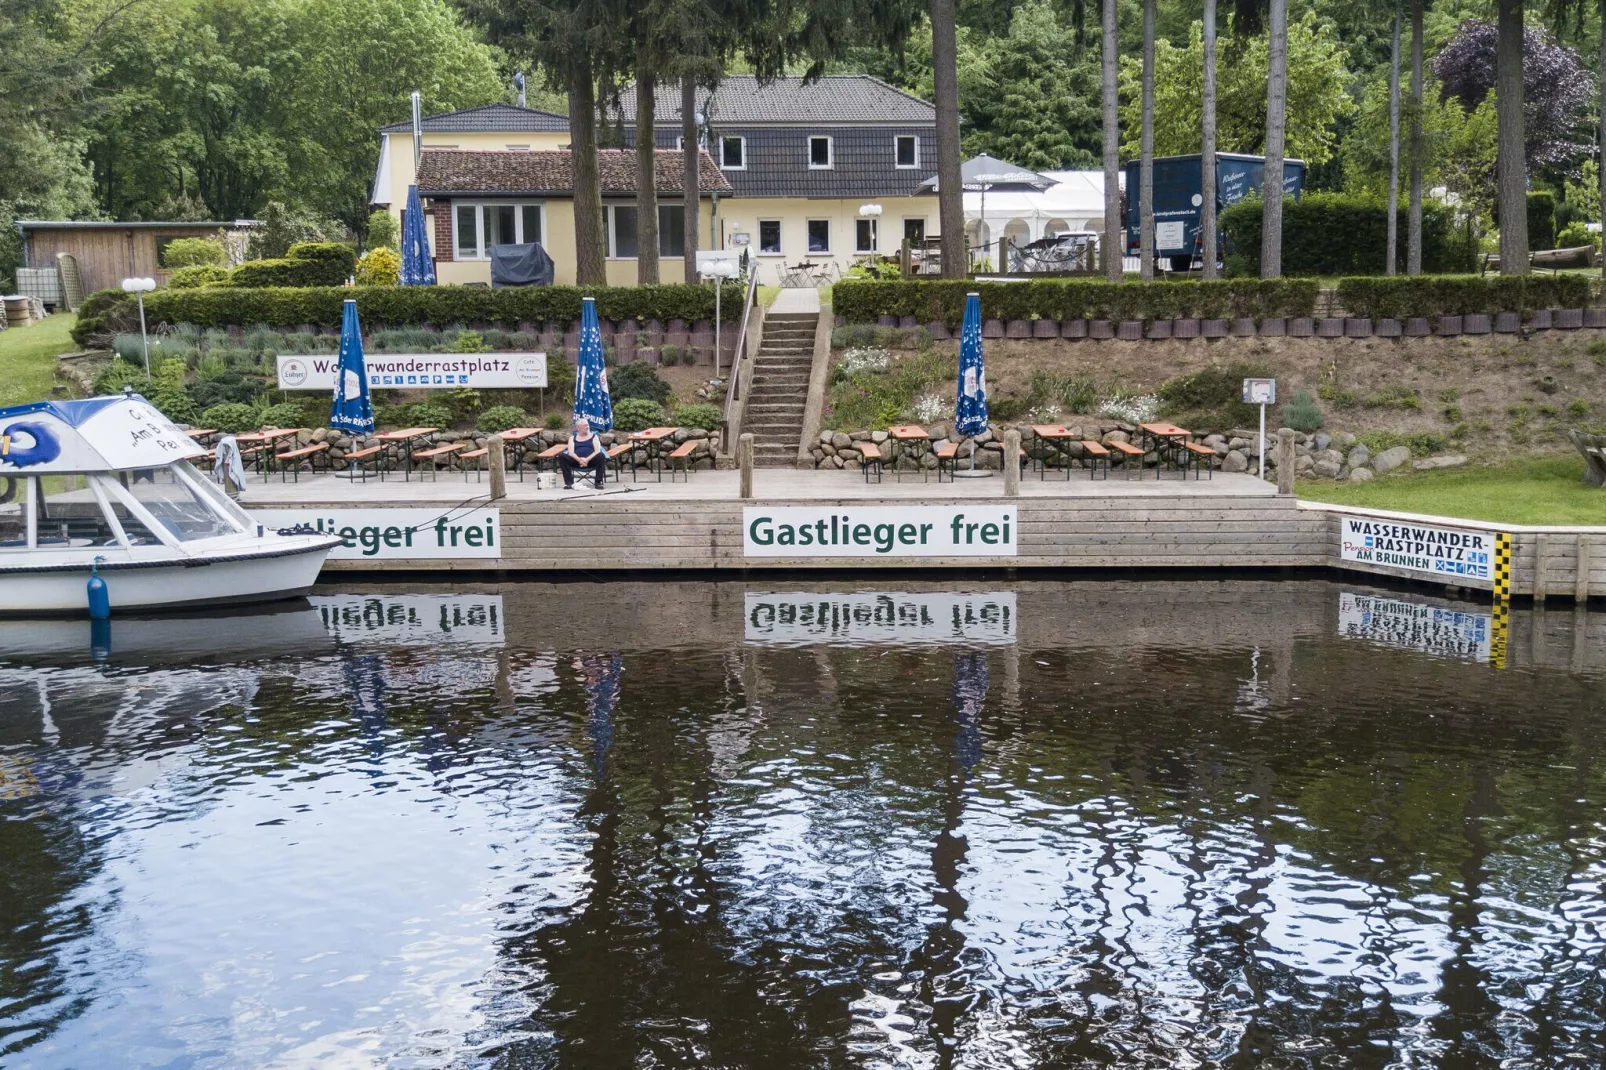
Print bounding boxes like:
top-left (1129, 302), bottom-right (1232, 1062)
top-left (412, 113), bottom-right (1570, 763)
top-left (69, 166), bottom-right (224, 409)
top-left (961, 170), bottom-right (1113, 250)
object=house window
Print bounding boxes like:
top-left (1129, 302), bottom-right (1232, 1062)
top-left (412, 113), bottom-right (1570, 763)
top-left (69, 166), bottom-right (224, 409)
top-left (758, 219), bottom-right (782, 255)
top-left (809, 136), bottom-right (833, 169)
top-left (606, 204), bottom-right (689, 258)
top-left (904, 218), bottom-right (925, 243)
top-left (807, 219), bottom-right (830, 254)
top-left (895, 135), bottom-right (918, 169)
top-left (856, 218), bottom-right (877, 253)
top-left (452, 201), bottom-right (545, 259)
top-left (720, 136), bottom-right (745, 169)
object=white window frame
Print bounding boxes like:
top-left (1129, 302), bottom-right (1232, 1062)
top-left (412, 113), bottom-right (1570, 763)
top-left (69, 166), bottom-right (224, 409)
top-left (720, 136), bottom-right (746, 170)
top-left (806, 218), bottom-right (831, 255)
top-left (808, 136), bottom-right (834, 170)
top-left (855, 218), bottom-right (878, 254)
top-left (605, 203), bottom-right (689, 259)
top-left (757, 219), bottom-right (783, 256)
top-left (451, 201), bottom-right (546, 260)
top-left (895, 135), bottom-right (919, 169)
top-left (903, 217), bottom-right (927, 243)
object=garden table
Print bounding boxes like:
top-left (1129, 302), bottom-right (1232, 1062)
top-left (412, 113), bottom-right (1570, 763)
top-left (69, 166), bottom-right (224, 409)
top-left (497, 427), bottom-right (544, 481)
top-left (1139, 422), bottom-right (1193, 478)
top-left (627, 426), bottom-right (679, 482)
top-left (1030, 424), bottom-right (1077, 480)
top-left (375, 427), bottom-right (439, 481)
top-left (888, 425), bottom-right (931, 482)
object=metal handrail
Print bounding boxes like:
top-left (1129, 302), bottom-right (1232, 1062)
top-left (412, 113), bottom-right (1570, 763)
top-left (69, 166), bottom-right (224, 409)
top-left (720, 266), bottom-right (761, 450)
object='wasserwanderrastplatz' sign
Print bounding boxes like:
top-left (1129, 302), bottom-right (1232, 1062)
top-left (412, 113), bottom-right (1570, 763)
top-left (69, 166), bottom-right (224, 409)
top-left (1338, 516), bottom-right (1493, 581)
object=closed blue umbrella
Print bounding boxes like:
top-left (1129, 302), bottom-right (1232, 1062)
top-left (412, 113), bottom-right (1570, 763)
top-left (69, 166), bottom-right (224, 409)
top-left (328, 298), bottom-right (374, 434)
top-left (953, 291), bottom-right (988, 473)
top-left (951, 651), bottom-right (988, 771)
top-left (571, 296), bottom-right (613, 431)
top-left (400, 184), bottom-right (436, 286)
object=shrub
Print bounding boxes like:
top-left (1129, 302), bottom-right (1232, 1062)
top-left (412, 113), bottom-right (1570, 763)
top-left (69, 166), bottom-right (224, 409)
top-left (544, 411), bottom-right (565, 429)
top-left (168, 264), bottom-right (231, 289)
top-left (230, 241), bottom-right (354, 289)
top-left (1335, 274), bottom-right (1591, 317)
top-left (148, 389), bottom-right (200, 426)
top-left (674, 402), bottom-right (723, 430)
top-left (407, 401), bottom-right (453, 428)
top-left (286, 241), bottom-right (357, 275)
top-left (1283, 391), bottom-right (1324, 434)
top-left (450, 329), bottom-right (491, 353)
top-left (71, 288), bottom-right (142, 345)
top-left (246, 201), bottom-right (340, 259)
top-left (200, 402), bottom-right (260, 433)
top-left (355, 247), bottom-right (400, 286)
top-left (609, 362), bottom-right (671, 405)
top-left (1527, 191), bottom-right (1556, 252)
top-left (366, 210), bottom-right (400, 252)
top-left (659, 344), bottom-right (680, 366)
top-left (476, 405), bottom-right (529, 432)
top-left (1556, 222), bottom-right (1599, 250)
top-left (92, 359), bottom-right (149, 395)
top-left (162, 237), bottom-right (227, 269)
top-left (1218, 193), bottom-right (1469, 276)
top-left (258, 402), bottom-right (307, 429)
top-left (1158, 362), bottom-right (1272, 428)
top-left (612, 397), bottom-right (666, 432)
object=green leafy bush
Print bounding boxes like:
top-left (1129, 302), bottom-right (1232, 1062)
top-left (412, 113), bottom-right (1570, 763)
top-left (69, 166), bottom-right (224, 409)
top-left (611, 397), bottom-right (667, 433)
top-left (200, 402), bottom-right (260, 433)
top-left (1218, 193), bottom-right (1471, 276)
top-left (366, 210), bottom-right (400, 252)
top-left (147, 389), bottom-right (200, 426)
top-left (285, 241), bottom-right (357, 275)
top-left (355, 247), bottom-right (400, 286)
top-left (1556, 222), bottom-right (1599, 250)
top-left (476, 405), bottom-right (528, 432)
top-left (71, 288), bottom-right (142, 345)
top-left (407, 401), bottom-right (453, 429)
top-left (161, 237), bottom-right (227, 268)
top-left (257, 402), bottom-right (307, 429)
top-left (1335, 274), bottom-right (1591, 317)
top-left (609, 362), bottom-right (671, 405)
top-left (1158, 362), bottom-right (1272, 428)
top-left (544, 411), bottom-right (566, 429)
top-left (450, 329), bottom-right (491, 353)
top-left (92, 359), bottom-right (149, 395)
top-left (674, 403), bottom-right (722, 431)
top-left (168, 264), bottom-right (231, 289)
top-left (1282, 391), bottom-right (1324, 434)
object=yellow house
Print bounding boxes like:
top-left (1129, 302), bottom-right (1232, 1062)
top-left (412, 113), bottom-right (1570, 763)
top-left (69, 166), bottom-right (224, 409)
top-left (371, 103), bottom-right (572, 215)
top-left (414, 147), bottom-right (732, 287)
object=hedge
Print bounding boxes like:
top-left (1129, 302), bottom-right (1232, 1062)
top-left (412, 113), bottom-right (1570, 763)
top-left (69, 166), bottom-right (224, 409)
top-left (831, 278), bottom-right (1320, 326)
top-left (1335, 274), bottom-right (1592, 318)
top-left (1218, 192), bottom-right (1474, 276)
top-left (72, 282), bottom-right (741, 344)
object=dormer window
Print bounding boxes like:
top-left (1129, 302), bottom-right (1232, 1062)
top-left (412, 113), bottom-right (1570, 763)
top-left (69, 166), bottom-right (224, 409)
top-left (809, 136), bottom-right (833, 169)
top-left (895, 135), bottom-right (918, 169)
top-left (720, 136), bottom-right (745, 170)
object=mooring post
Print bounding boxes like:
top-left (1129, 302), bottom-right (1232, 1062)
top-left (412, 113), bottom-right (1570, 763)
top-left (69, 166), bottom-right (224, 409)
top-left (1276, 429), bottom-right (1296, 496)
top-left (488, 434), bottom-right (507, 501)
top-left (1003, 429), bottom-right (1021, 496)
top-left (739, 433), bottom-right (754, 499)
top-left (1576, 534), bottom-right (1592, 603)
top-left (1535, 534), bottom-right (1549, 604)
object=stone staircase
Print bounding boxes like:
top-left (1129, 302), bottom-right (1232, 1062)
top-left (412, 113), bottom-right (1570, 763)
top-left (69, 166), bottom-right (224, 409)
top-left (743, 311), bottom-right (818, 467)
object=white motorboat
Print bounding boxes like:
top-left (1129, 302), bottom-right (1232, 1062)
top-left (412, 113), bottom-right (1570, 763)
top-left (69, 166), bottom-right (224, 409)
top-left (0, 394), bottom-right (341, 615)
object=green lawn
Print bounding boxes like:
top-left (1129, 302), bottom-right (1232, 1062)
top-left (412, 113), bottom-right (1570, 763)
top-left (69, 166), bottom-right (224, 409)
top-left (1299, 455), bottom-right (1606, 526)
top-left (0, 314), bottom-right (76, 408)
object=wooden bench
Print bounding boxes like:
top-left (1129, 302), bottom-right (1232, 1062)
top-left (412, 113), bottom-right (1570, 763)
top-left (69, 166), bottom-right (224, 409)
top-left (1181, 440), bottom-right (1216, 480)
top-left (1081, 440), bottom-right (1110, 480)
top-left (859, 440), bottom-right (883, 483)
top-left (411, 441), bottom-right (466, 481)
top-left (1106, 438), bottom-right (1146, 479)
top-left (667, 439), bottom-right (712, 482)
top-left (934, 441), bottom-right (1028, 482)
top-left (533, 442), bottom-right (568, 470)
top-left (605, 441), bottom-right (634, 480)
top-left (273, 441), bottom-right (328, 482)
top-left (342, 444), bottom-right (385, 482)
top-left (460, 447), bottom-right (490, 481)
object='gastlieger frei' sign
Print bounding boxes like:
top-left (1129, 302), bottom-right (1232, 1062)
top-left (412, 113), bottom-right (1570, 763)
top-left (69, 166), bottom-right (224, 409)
top-left (743, 506), bottom-right (1017, 557)
top-left (251, 508), bottom-right (501, 560)
top-left (277, 352), bottom-right (546, 391)
top-left (1338, 517), bottom-right (1493, 581)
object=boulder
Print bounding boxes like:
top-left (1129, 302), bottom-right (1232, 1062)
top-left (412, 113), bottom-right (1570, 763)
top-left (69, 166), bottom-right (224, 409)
top-left (1294, 454), bottom-right (1315, 474)
top-left (1312, 458), bottom-right (1343, 479)
top-left (1228, 437), bottom-right (1251, 451)
top-left (849, 430), bottom-right (871, 441)
top-left (1330, 431), bottom-right (1357, 449)
top-left (1312, 432), bottom-right (1331, 451)
top-left (831, 432), bottom-right (852, 450)
top-left (839, 448), bottom-right (862, 462)
top-left (1412, 454), bottom-right (1468, 471)
top-left (1346, 444), bottom-right (1371, 470)
top-left (1347, 466), bottom-right (1375, 483)
top-left (820, 430), bottom-right (836, 445)
top-left (1313, 448), bottom-right (1345, 468)
top-left (1371, 446), bottom-right (1411, 473)
top-left (871, 430), bottom-right (889, 444)
top-left (820, 443), bottom-right (837, 457)
top-left (1104, 430), bottom-right (1131, 445)
top-left (1222, 450), bottom-right (1250, 473)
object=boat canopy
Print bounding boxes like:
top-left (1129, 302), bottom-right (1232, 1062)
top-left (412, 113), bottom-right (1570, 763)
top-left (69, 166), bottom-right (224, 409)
top-left (0, 395), bottom-right (204, 475)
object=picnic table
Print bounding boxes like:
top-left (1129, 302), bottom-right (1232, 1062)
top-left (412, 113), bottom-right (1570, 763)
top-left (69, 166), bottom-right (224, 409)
top-left (375, 426), bottom-right (439, 481)
top-left (888, 425), bottom-right (931, 481)
top-left (628, 426), bottom-right (679, 481)
top-left (186, 428), bottom-right (219, 447)
top-left (1139, 422), bottom-right (1191, 476)
top-left (236, 428), bottom-right (304, 479)
top-left (497, 427), bottom-right (544, 480)
top-left (1030, 424), bottom-right (1078, 480)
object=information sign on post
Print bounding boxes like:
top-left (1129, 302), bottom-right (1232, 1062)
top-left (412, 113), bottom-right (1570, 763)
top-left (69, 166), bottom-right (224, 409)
top-left (1242, 377), bottom-right (1276, 478)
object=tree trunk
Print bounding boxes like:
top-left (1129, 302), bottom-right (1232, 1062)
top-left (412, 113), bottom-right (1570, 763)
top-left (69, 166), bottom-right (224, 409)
top-left (1496, 0), bottom-right (1528, 274)
top-left (1386, 1), bottom-right (1401, 275)
top-left (1260, 0), bottom-right (1288, 278)
top-left (931, 0), bottom-right (965, 278)
top-left (682, 76), bottom-right (700, 284)
top-left (1139, 0), bottom-right (1155, 281)
top-left (570, 61), bottom-right (607, 286)
top-left (636, 55), bottom-right (660, 285)
top-left (1101, 0), bottom-right (1122, 281)
top-left (1201, 0), bottom-right (1218, 278)
top-left (1407, 0), bottom-right (1424, 274)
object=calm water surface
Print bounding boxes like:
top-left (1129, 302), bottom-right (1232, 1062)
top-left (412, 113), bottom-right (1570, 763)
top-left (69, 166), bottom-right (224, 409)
top-left (1, 579), bottom-right (1603, 1069)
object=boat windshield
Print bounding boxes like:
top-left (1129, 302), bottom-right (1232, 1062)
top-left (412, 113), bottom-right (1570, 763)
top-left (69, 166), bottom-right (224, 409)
top-left (105, 468), bottom-right (241, 542)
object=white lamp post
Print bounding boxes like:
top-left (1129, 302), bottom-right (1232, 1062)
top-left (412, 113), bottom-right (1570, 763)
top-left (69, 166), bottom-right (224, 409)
top-left (859, 203), bottom-right (882, 259)
top-left (698, 256), bottom-right (739, 378)
top-left (120, 276), bottom-right (156, 378)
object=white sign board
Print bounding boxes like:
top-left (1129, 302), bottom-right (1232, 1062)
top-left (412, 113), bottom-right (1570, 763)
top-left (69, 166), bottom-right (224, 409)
top-left (310, 594), bottom-right (505, 645)
top-left (1338, 591), bottom-right (1491, 663)
top-left (745, 591), bottom-right (1018, 646)
top-left (1155, 220), bottom-right (1186, 249)
top-left (1338, 517), bottom-right (1494, 582)
top-left (251, 507), bottom-right (501, 560)
top-left (277, 352), bottom-right (547, 392)
top-left (1242, 378), bottom-right (1276, 404)
top-left (743, 506), bottom-right (1018, 558)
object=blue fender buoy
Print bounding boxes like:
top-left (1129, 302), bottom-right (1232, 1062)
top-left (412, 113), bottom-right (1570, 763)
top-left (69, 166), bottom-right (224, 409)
top-left (87, 556), bottom-right (110, 621)
top-left (90, 618), bottom-right (112, 662)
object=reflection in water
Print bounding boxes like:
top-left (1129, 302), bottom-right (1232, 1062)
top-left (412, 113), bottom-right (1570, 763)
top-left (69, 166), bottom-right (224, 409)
top-left (1, 579), bottom-right (1604, 1068)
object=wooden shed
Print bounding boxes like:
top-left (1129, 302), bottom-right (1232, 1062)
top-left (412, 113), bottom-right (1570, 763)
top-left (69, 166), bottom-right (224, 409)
top-left (14, 220), bottom-right (259, 299)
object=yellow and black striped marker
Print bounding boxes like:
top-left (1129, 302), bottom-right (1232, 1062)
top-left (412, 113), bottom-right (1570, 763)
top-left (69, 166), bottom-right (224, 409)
top-left (1489, 600), bottom-right (1509, 670)
top-left (1493, 532), bottom-right (1513, 604)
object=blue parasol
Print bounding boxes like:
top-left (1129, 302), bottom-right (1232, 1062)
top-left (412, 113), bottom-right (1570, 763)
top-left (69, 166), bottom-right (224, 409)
top-left (951, 651), bottom-right (988, 771)
top-left (400, 185), bottom-right (436, 286)
top-left (953, 291), bottom-right (989, 472)
top-left (571, 296), bottom-right (613, 431)
top-left (328, 298), bottom-right (374, 434)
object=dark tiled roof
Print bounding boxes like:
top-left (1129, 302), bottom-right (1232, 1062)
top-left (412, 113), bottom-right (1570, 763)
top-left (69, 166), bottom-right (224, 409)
top-left (380, 103), bottom-right (570, 134)
top-left (617, 75), bottom-right (935, 126)
top-left (415, 149), bottom-right (733, 196)
top-left (636, 126), bottom-right (937, 199)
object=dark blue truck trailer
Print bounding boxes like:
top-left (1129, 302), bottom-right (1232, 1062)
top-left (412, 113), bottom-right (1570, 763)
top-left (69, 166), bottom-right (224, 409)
top-left (1123, 153), bottom-right (1306, 271)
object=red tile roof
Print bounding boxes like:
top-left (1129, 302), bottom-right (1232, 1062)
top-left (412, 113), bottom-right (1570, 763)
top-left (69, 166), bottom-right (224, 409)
top-left (415, 148), bottom-right (733, 197)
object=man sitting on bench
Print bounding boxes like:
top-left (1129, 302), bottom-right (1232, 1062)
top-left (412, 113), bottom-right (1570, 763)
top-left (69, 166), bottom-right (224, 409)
top-left (559, 418), bottom-right (608, 489)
